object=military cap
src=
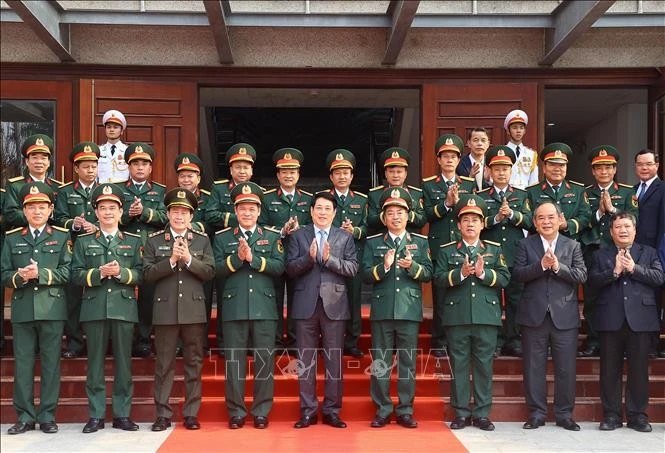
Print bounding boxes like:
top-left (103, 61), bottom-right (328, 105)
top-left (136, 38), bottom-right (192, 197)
top-left (226, 143), bottom-right (257, 166)
top-left (273, 147), bottom-right (303, 169)
top-left (164, 187), bottom-right (198, 212)
top-left (21, 134), bottom-right (54, 157)
top-left (540, 142), bottom-right (572, 164)
top-left (102, 109), bottom-right (127, 129)
top-left (435, 134), bottom-right (464, 156)
top-left (589, 145), bottom-right (619, 166)
top-left (19, 181), bottom-right (54, 205)
top-left (380, 147), bottom-right (410, 168)
top-left (70, 142), bottom-right (100, 163)
top-left (91, 183), bottom-right (124, 207)
top-left (504, 109), bottom-right (528, 130)
top-left (485, 145), bottom-right (516, 167)
top-left (455, 194), bottom-right (486, 219)
top-left (125, 142), bottom-right (154, 163)
top-left (326, 148), bottom-right (356, 171)
top-left (231, 181), bottom-right (263, 205)
top-left (174, 153), bottom-right (203, 173)
top-left (379, 187), bottom-right (412, 211)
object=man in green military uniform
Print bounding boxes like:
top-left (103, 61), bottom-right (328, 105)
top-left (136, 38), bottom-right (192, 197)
top-left (1, 182), bottom-right (71, 435)
top-left (71, 183), bottom-right (142, 433)
top-left (362, 187), bottom-right (432, 429)
top-left (477, 146), bottom-right (532, 357)
top-left (578, 145), bottom-right (639, 357)
top-left (526, 142), bottom-right (591, 241)
top-left (55, 142), bottom-right (101, 359)
top-left (117, 142), bottom-right (167, 357)
top-left (367, 147), bottom-right (426, 235)
top-left (434, 195), bottom-right (510, 431)
top-left (319, 149), bottom-right (368, 358)
top-left (4, 134), bottom-right (62, 229)
top-left (259, 148), bottom-right (312, 348)
top-left (213, 182), bottom-right (285, 429)
top-left (144, 188), bottom-right (216, 432)
top-left (422, 134), bottom-right (475, 357)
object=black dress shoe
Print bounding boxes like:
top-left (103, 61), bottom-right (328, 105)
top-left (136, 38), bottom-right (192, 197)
top-left (228, 416), bottom-right (246, 429)
top-left (82, 418), bottom-right (105, 433)
top-left (183, 416), bottom-right (200, 430)
top-left (556, 419), bottom-right (581, 431)
top-left (113, 417), bottom-right (139, 431)
top-left (502, 344), bottom-right (522, 357)
top-left (449, 416), bottom-right (471, 430)
top-left (40, 421), bottom-right (58, 433)
top-left (472, 417), bottom-right (495, 431)
top-left (253, 416), bottom-right (269, 429)
top-left (627, 419), bottom-right (652, 432)
top-left (8, 421), bottom-right (35, 435)
top-left (578, 345), bottom-right (599, 357)
top-left (132, 346), bottom-right (153, 358)
top-left (370, 415), bottom-right (390, 428)
top-left (599, 418), bottom-right (622, 431)
top-left (523, 418), bottom-right (545, 429)
top-left (396, 414), bottom-right (418, 428)
top-left (658, 349), bottom-right (665, 358)
top-left (61, 350), bottom-right (81, 359)
top-left (344, 347), bottom-right (364, 358)
top-left (294, 415), bottom-right (317, 429)
top-left (323, 414), bottom-right (347, 428)
top-left (175, 347), bottom-right (183, 357)
top-left (430, 348), bottom-right (447, 358)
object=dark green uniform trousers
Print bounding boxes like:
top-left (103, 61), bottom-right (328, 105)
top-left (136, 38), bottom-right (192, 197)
top-left (135, 282), bottom-right (156, 349)
top-left (84, 319), bottom-right (134, 418)
top-left (12, 320), bottom-right (65, 423)
top-left (63, 284), bottom-right (85, 354)
top-left (370, 320), bottom-right (419, 418)
top-left (223, 320), bottom-right (277, 418)
top-left (430, 278), bottom-right (447, 350)
top-left (343, 270), bottom-right (364, 350)
top-left (446, 324), bottom-right (498, 418)
top-left (497, 274), bottom-right (524, 351)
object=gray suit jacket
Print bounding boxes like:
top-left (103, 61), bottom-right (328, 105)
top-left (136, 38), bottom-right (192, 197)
top-left (513, 234), bottom-right (587, 330)
top-left (286, 224), bottom-right (358, 320)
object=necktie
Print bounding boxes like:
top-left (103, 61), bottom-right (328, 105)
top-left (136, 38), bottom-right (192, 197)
top-left (498, 190), bottom-right (505, 201)
top-left (339, 194), bottom-right (346, 204)
top-left (106, 234), bottom-right (113, 244)
top-left (286, 194), bottom-right (293, 204)
top-left (467, 244), bottom-right (475, 258)
top-left (317, 230), bottom-right (327, 263)
top-left (445, 180), bottom-right (453, 188)
top-left (638, 182), bottom-right (647, 201)
top-left (33, 229), bottom-right (40, 241)
top-left (552, 185), bottom-right (560, 197)
top-left (515, 145), bottom-right (521, 159)
top-left (110, 144), bottom-right (116, 156)
top-left (85, 186), bottom-right (91, 196)
top-left (244, 230), bottom-right (252, 240)
top-left (394, 236), bottom-right (401, 248)
top-left (135, 184), bottom-right (143, 192)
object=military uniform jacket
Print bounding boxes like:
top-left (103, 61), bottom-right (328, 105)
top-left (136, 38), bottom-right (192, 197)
top-left (259, 187), bottom-right (313, 232)
top-left (54, 180), bottom-right (99, 237)
top-left (434, 240), bottom-right (510, 327)
top-left (183, 188), bottom-right (211, 236)
top-left (214, 226), bottom-right (285, 322)
top-left (478, 185), bottom-right (532, 266)
top-left (118, 179), bottom-right (167, 243)
top-left (205, 180), bottom-right (237, 230)
top-left (143, 228), bottom-right (215, 325)
top-left (526, 179), bottom-right (591, 240)
top-left (421, 174), bottom-right (475, 252)
top-left (4, 175), bottom-right (62, 229)
top-left (581, 182), bottom-right (639, 248)
top-left (71, 230), bottom-right (142, 323)
top-left (98, 141), bottom-right (129, 183)
top-left (323, 188), bottom-right (368, 243)
top-left (1, 225), bottom-right (71, 323)
top-left (367, 185), bottom-right (426, 234)
top-left (362, 232), bottom-right (432, 321)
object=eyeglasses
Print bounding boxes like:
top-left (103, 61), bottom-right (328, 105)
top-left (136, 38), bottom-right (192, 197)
top-left (635, 162), bottom-right (656, 168)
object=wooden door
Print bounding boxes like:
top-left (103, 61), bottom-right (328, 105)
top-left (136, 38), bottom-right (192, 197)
top-left (77, 79), bottom-right (198, 189)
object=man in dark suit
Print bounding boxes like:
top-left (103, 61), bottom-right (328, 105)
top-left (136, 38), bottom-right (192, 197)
top-left (589, 212), bottom-right (664, 433)
top-left (513, 201), bottom-right (587, 431)
top-left (286, 192), bottom-right (358, 429)
top-left (456, 128), bottom-right (492, 191)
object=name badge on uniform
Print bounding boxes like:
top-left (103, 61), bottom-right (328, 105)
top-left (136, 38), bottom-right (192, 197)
top-left (45, 240), bottom-right (58, 246)
top-left (227, 241), bottom-right (239, 246)
top-left (88, 243), bottom-right (101, 248)
top-left (147, 191), bottom-right (158, 196)
top-left (118, 245), bottom-right (132, 249)
top-left (350, 204), bottom-right (361, 208)
top-left (257, 239), bottom-right (269, 245)
top-left (539, 194), bottom-right (550, 198)
top-left (564, 193), bottom-right (575, 198)
top-left (158, 245), bottom-right (171, 251)
top-left (406, 244), bottom-right (418, 250)
top-left (69, 193), bottom-right (82, 198)
top-left (271, 201), bottom-right (282, 205)
top-left (376, 245), bottom-right (389, 250)
top-left (297, 201), bottom-right (308, 206)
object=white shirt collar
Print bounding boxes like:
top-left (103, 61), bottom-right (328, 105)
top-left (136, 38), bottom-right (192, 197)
top-left (598, 182), bottom-right (613, 191)
top-left (388, 231), bottom-right (406, 242)
top-left (170, 227), bottom-right (187, 238)
top-left (100, 228), bottom-right (119, 238)
top-left (281, 188), bottom-right (295, 197)
top-left (131, 179), bottom-right (145, 187)
top-left (240, 226), bottom-right (257, 236)
top-left (29, 225), bottom-right (44, 236)
top-left (640, 175), bottom-right (658, 187)
top-left (335, 189), bottom-right (349, 198)
top-left (540, 234), bottom-right (559, 251)
top-left (314, 225), bottom-right (331, 236)
top-left (28, 174), bottom-right (45, 183)
top-left (462, 239), bottom-right (480, 248)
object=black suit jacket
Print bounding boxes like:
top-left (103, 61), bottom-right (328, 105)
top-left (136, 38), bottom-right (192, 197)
top-left (456, 155), bottom-right (491, 190)
top-left (589, 243), bottom-right (664, 332)
top-left (513, 234), bottom-right (587, 330)
top-left (634, 178), bottom-right (665, 249)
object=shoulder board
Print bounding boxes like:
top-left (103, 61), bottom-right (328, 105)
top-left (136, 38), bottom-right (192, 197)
top-left (366, 233), bottom-right (383, 239)
top-left (315, 189), bottom-right (328, 195)
top-left (585, 184), bottom-right (593, 190)
top-left (618, 183), bottom-right (633, 189)
top-left (263, 188), bottom-right (277, 194)
top-left (6, 227), bottom-right (23, 235)
top-left (459, 176), bottom-right (474, 182)
top-left (568, 180), bottom-right (584, 187)
top-left (369, 185), bottom-right (384, 192)
top-left (9, 176), bottom-right (25, 183)
top-left (411, 233), bottom-right (428, 239)
top-left (422, 175), bottom-right (438, 182)
top-left (440, 241), bottom-right (456, 248)
top-left (300, 189), bottom-right (313, 196)
top-left (525, 182), bottom-right (540, 190)
top-left (49, 178), bottom-right (63, 185)
top-left (59, 181), bottom-right (73, 188)
top-left (51, 225), bottom-right (69, 233)
top-left (407, 185), bottom-right (422, 192)
top-left (477, 187), bottom-right (490, 193)
top-left (215, 227), bottom-right (232, 235)
top-left (354, 191), bottom-right (367, 198)
top-left (264, 226), bottom-right (281, 234)
top-left (258, 185), bottom-right (266, 192)
top-left (214, 179), bottom-right (229, 185)
top-left (0, 187), bottom-right (4, 192)
top-left (77, 231), bottom-right (96, 238)
top-left (484, 240), bottom-right (501, 247)
top-left (149, 230), bottom-right (165, 238)
top-left (200, 189), bottom-right (211, 195)
top-left (124, 232), bottom-right (141, 238)
top-left (151, 181), bottom-right (166, 188)
top-left (192, 229), bottom-right (207, 236)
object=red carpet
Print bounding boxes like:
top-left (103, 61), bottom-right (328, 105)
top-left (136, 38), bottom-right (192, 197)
top-left (158, 421), bottom-right (468, 453)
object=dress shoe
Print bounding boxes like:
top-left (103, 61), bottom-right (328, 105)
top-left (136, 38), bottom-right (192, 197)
top-left (578, 344), bottom-right (599, 357)
top-left (294, 415), bottom-right (317, 429)
top-left (658, 349), bottom-right (665, 358)
top-left (253, 416), bottom-right (268, 429)
top-left (370, 415), bottom-right (390, 428)
top-left (132, 346), bottom-right (152, 358)
top-left (522, 418), bottom-right (545, 429)
top-left (430, 347), bottom-right (447, 358)
top-left (599, 418), bottom-right (622, 431)
top-left (344, 347), bottom-right (364, 358)
top-left (556, 419), bottom-right (581, 431)
top-left (113, 417), bottom-right (139, 431)
top-left (502, 344), bottom-right (522, 357)
top-left (183, 416), bottom-right (200, 430)
top-left (472, 417), bottom-right (495, 431)
top-left (627, 419), bottom-right (652, 432)
top-left (175, 347), bottom-right (183, 357)
top-left (449, 416), bottom-right (471, 430)
top-left (82, 418), bottom-right (105, 433)
top-left (40, 421), bottom-right (58, 433)
top-left (228, 416), bottom-right (246, 429)
top-left (7, 421), bottom-right (35, 435)
top-left (396, 414), bottom-right (418, 428)
top-left (61, 350), bottom-right (81, 359)
top-left (322, 414), bottom-right (347, 428)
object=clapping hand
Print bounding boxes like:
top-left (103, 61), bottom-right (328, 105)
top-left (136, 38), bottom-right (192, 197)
top-left (558, 213), bottom-right (568, 231)
top-left (497, 198), bottom-right (512, 221)
top-left (128, 197), bottom-right (143, 217)
top-left (100, 260), bottom-right (120, 278)
top-left (384, 248), bottom-right (396, 270)
top-left (341, 218), bottom-right (354, 234)
top-left (445, 183), bottom-right (459, 208)
top-left (461, 254), bottom-right (475, 278)
top-left (617, 248), bottom-right (635, 273)
top-left (309, 237), bottom-right (318, 261)
top-left (18, 258), bottom-right (39, 282)
top-left (397, 249), bottom-right (413, 269)
top-left (474, 253), bottom-right (485, 277)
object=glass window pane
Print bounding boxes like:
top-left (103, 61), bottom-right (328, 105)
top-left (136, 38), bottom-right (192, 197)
top-left (0, 100), bottom-right (56, 187)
